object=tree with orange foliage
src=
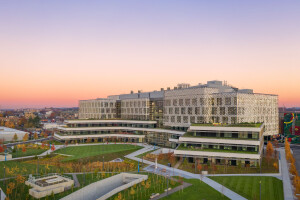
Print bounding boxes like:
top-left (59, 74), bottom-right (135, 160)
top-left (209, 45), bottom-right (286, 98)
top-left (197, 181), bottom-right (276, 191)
top-left (273, 162), bottom-right (279, 171)
top-left (22, 146), bottom-right (26, 153)
top-left (290, 162), bottom-right (298, 176)
top-left (51, 145), bottom-right (55, 151)
top-left (22, 133), bottom-right (29, 142)
top-left (197, 163), bottom-right (202, 173)
top-left (33, 132), bottom-right (38, 140)
top-left (266, 141), bottom-right (274, 166)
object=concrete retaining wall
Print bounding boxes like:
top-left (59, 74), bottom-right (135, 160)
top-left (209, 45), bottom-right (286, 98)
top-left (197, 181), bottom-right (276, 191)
top-left (61, 173), bottom-right (148, 200)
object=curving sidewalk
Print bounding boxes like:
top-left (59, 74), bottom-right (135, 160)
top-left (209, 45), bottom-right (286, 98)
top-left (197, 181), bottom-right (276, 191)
top-left (125, 145), bottom-right (247, 200)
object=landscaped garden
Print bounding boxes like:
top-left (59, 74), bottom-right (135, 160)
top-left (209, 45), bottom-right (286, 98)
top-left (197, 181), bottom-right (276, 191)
top-left (210, 176), bottom-right (284, 200)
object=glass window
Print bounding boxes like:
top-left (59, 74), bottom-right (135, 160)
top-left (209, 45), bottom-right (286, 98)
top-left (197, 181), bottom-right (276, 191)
top-left (183, 116), bottom-right (188, 123)
top-left (200, 98), bottom-right (204, 105)
top-left (181, 107), bottom-right (186, 114)
top-left (220, 107), bottom-right (225, 115)
top-left (179, 99), bottom-right (183, 106)
top-left (192, 98), bottom-right (197, 106)
top-left (188, 107), bottom-right (192, 114)
top-left (225, 97), bottom-right (231, 105)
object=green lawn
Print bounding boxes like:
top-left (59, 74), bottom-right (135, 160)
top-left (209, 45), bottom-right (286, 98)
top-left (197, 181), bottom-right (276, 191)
top-left (12, 148), bottom-right (47, 158)
top-left (210, 176), bottom-right (283, 200)
top-left (54, 144), bottom-right (142, 162)
top-left (161, 178), bottom-right (229, 200)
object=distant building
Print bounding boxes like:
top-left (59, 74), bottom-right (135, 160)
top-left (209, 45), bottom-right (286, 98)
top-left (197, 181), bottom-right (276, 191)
top-left (0, 126), bottom-right (28, 141)
top-left (24, 112), bottom-right (36, 119)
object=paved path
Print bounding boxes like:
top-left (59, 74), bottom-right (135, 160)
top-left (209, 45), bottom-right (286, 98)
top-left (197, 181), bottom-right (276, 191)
top-left (72, 174), bottom-right (80, 188)
top-left (126, 146), bottom-right (247, 200)
top-left (151, 180), bottom-right (192, 200)
top-left (278, 148), bottom-right (294, 200)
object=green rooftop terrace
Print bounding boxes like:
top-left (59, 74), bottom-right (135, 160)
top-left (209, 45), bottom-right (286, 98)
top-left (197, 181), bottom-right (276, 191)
top-left (191, 122), bottom-right (262, 128)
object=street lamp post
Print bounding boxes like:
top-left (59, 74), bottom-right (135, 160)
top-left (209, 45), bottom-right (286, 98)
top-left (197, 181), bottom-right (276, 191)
top-left (37, 157), bottom-right (39, 175)
top-left (166, 174), bottom-right (169, 196)
top-left (3, 166), bottom-right (5, 185)
top-left (102, 156), bottom-right (104, 171)
top-left (259, 180), bottom-right (261, 200)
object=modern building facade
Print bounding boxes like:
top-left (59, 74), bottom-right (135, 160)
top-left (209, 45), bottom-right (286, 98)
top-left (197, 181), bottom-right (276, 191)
top-left (174, 123), bottom-right (264, 166)
top-left (78, 80), bottom-right (278, 136)
top-left (55, 119), bottom-right (184, 148)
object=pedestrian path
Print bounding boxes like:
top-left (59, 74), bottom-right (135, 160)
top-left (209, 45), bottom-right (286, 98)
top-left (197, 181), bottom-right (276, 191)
top-left (278, 148), bottom-right (294, 200)
top-left (126, 146), bottom-right (247, 200)
top-left (151, 180), bottom-right (192, 200)
top-left (72, 174), bottom-right (80, 188)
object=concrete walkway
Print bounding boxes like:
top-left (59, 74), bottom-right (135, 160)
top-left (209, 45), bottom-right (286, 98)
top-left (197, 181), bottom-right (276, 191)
top-left (125, 146), bottom-right (247, 200)
top-left (72, 174), bottom-right (80, 188)
top-left (278, 148), bottom-right (294, 200)
top-left (151, 180), bottom-right (192, 200)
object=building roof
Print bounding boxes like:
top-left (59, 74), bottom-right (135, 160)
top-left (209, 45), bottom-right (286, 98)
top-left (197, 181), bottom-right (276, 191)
top-left (0, 126), bottom-right (28, 134)
top-left (64, 119), bottom-right (157, 124)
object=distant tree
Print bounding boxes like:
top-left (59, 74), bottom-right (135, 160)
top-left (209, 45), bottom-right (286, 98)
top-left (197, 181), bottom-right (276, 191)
top-left (33, 132), bottom-right (38, 140)
top-left (23, 133), bottom-right (29, 142)
top-left (51, 145), bottom-right (55, 151)
top-left (22, 145), bottom-right (26, 153)
top-left (86, 138), bottom-right (91, 143)
top-left (13, 133), bottom-right (18, 141)
top-left (266, 141), bottom-right (274, 166)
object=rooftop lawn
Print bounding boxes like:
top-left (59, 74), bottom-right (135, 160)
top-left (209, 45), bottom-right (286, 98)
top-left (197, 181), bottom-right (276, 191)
top-left (176, 145), bottom-right (259, 154)
top-left (191, 123), bottom-right (262, 128)
top-left (54, 144), bottom-right (142, 162)
top-left (161, 178), bottom-right (230, 200)
top-left (210, 176), bottom-right (283, 200)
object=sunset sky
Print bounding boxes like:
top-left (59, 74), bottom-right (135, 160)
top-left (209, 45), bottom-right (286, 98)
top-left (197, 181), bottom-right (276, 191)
top-left (1, 1), bottom-right (299, 109)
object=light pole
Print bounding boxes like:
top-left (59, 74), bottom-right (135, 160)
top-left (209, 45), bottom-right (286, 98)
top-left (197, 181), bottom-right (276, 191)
top-left (102, 156), bottom-right (104, 171)
top-left (37, 156), bottom-right (39, 175)
top-left (3, 166), bottom-right (5, 185)
top-left (259, 180), bottom-right (261, 200)
top-left (166, 174), bottom-right (169, 196)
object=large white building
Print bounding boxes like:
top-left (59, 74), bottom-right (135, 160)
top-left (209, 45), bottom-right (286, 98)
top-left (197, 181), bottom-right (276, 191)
top-left (0, 126), bottom-right (28, 141)
top-left (78, 80), bottom-right (278, 136)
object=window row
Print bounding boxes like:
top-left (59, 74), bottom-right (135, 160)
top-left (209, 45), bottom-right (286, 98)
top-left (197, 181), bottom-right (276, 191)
top-left (164, 107), bottom-right (238, 115)
top-left (164, 97), bottom-right (237, 107)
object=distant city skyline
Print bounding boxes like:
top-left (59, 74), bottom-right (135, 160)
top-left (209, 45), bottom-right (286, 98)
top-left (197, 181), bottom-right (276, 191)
top-left (1, 1), bottom-right (300, 109)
